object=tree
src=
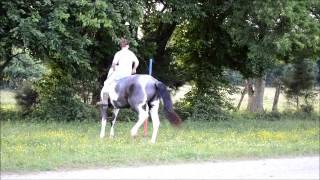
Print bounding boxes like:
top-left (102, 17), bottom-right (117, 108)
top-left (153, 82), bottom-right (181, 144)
top-left (1, 0), bottom-right (111, 75)
top-left (1, 0), bottom-right (144, 100)
top-left (269, 65), bottom-right (285, 112)
top-left (139, 0), bottom-right (203, 86)
top-left (224, 0), bottom-right (320, 112)
top-left (0, 0), bottom-right (145, 120)
top-left (282, 60), bottom-right (317, 109)
top-left (169, 0), bottom-right (320, 114)
top-left (2, 0), bottom-right (319, 120)
top-left (85, 0), bottom-right (144, 104)
top-left (2, 53), bottom-right (46, 88)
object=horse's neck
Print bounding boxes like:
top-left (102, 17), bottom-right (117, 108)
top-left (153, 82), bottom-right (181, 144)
top-left (107, 81), bottom-right (121, 102)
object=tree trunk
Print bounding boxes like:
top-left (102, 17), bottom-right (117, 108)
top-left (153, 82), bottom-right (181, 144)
top-left (253, 77), bottom-right (265, 112)
top-left (246, 79), bottom-right (255, 111)
top-left (247, 77), bottom-right (266, 113)
top-left (272, 84), bottom-right (281, 112)
top-left (236, 80), bottom-right (248, 111)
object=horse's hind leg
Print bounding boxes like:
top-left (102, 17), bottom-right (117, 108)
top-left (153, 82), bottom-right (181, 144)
top-left (150, 99), bottom-right (160, 143)
top-left (131, 103), bottom-right (149, 137)
top-left (110, 108), bottom-right (119, 138)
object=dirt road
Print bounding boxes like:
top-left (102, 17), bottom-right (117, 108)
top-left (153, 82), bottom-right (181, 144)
top-left (2, 156), bottom-right (319, 179)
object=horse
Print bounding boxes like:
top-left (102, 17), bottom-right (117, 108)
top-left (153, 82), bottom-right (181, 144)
top-left (98, 73), bottom-right (182, 143)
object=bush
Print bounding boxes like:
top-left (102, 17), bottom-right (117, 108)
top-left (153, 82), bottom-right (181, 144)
top-left (116, 109), bottom-right (137, 122)
top-left (33, 97), bottom-right (98, 121)
top-left (2, 53), bottom-right (46, 89)
top-left (15, 81), bottom-right (38, 115)
top-left (300, 104), bottom-right (314, 114)
top-left (32, 69), bottom-right (98, 121)
top-left (175, 88), bottom-right (231, 121)
top-left (282, 60), bottom-right (317, 109)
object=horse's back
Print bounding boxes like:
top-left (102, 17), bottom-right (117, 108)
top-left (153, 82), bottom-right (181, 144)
top-left (119, 74), bottom-right (157, 88)
top-left (128, 74), bottom-right (157, 82)
top-left (116, 74), bottom-right (158, 106)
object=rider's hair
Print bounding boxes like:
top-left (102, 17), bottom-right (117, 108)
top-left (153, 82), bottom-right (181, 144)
top-left (119, 38), bottom-right (129, 48)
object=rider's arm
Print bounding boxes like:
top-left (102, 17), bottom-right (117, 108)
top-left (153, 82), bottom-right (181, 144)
top-left (112, 53), bottom-right (119, 71)
top-left (132, 54), bottom-right (139, 74)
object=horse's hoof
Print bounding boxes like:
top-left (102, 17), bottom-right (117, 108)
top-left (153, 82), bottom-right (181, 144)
top-left (131, 134), bottom-right (138, 139)
top-left (130, 129), bottom-right (138, 137)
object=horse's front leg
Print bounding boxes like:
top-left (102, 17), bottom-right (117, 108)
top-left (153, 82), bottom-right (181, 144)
top-left (100, 104), bottom-right (108, 138)
top-left (150, 99), bottom-right (160, 143)
top-left (99, 88), bottom-right (109, 138)
top-left (110, 108), bottom-right (120, 138)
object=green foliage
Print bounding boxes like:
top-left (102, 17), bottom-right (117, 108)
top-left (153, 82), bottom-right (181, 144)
top-left (15, 81), bottom-right (38, 115)
top-left (281, 59), bottom-right (317, 109)
top-left (1, 0), bottom-right (146, 120)
top-left (116, 109), bottom-right (137, 122)
top-left (225, 69), bottom-right (244, 86)
top-left (33, 69), bottom-right (98, 121)
top-left (170, 0), bottom-right (320, 115)
top-left (176, 90), bottom-right (230, 121)
top-left (175, 65), bottom-right (236, 121)
top-left (2, 0), bottom-right (320, 120)
top-left (2, 52), bottom-right (46, 88)
top-left (0, 0), bottom-right (131, 76)
top-left (226, 1), bottom-right (320, 77)
top-left (300, 104), bottom-right (314, 114)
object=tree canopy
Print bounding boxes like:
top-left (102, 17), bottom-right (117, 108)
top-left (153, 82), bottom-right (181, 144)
top-left (1, 0), bottom-right (319, 119)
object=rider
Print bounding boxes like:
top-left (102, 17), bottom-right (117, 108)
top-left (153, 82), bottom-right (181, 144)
top-left (107, 37), bottom-right (139, 81)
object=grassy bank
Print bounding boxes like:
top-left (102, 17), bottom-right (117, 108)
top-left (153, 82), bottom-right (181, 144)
top-left (0, 89), bottom-right (17, 111)
top-left (1, 114), bottom-right (319, 172)
top-left (1, 89), bottom-right (319, 172)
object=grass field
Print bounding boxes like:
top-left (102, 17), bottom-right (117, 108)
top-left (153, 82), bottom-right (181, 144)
top-left (1, 88), bottom-right (319, 172)
top-left (1, 117), bottom-right (319, 172)
top-left (0, 89), bottom-right (17, 111)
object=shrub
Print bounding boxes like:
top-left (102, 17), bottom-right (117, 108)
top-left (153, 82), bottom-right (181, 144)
top-left (300, 104), bottom-right (314, 114)
top-left (2, 54), bottom-right (46, 89)
top-left (175, 87), bottom-right (232, 121)
top-left (116, 109), bottom-right (137, 122)
top-left (33, 69), bottom-right (98, 121)
top-left (15, 81), bottom-right (38, 115)
top-left (282, 60), bottom-right (317, 109)
top-left (33, 97), bottom-right (98, 121)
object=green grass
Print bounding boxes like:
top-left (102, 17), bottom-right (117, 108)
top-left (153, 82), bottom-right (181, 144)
top-left (1, 89), bottom-right (319, 172)
top-left (0, 89), bottom-right (18, 111)
top-left (1, 116), bottom-right (319, 172)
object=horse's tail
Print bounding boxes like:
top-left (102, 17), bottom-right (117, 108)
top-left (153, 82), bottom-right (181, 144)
top-left (155, 81), bottom-right (182, 127)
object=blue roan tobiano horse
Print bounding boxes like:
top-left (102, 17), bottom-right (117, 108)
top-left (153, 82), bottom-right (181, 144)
top-left (99, 74), bottom-right (182, 143)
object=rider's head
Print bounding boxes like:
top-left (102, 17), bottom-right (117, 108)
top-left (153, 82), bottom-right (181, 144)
top-left (119, 38), bottom-right (129, 48)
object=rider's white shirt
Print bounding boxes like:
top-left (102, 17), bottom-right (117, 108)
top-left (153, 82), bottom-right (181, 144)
top-left (111, 47), bottom-right (139, 80)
